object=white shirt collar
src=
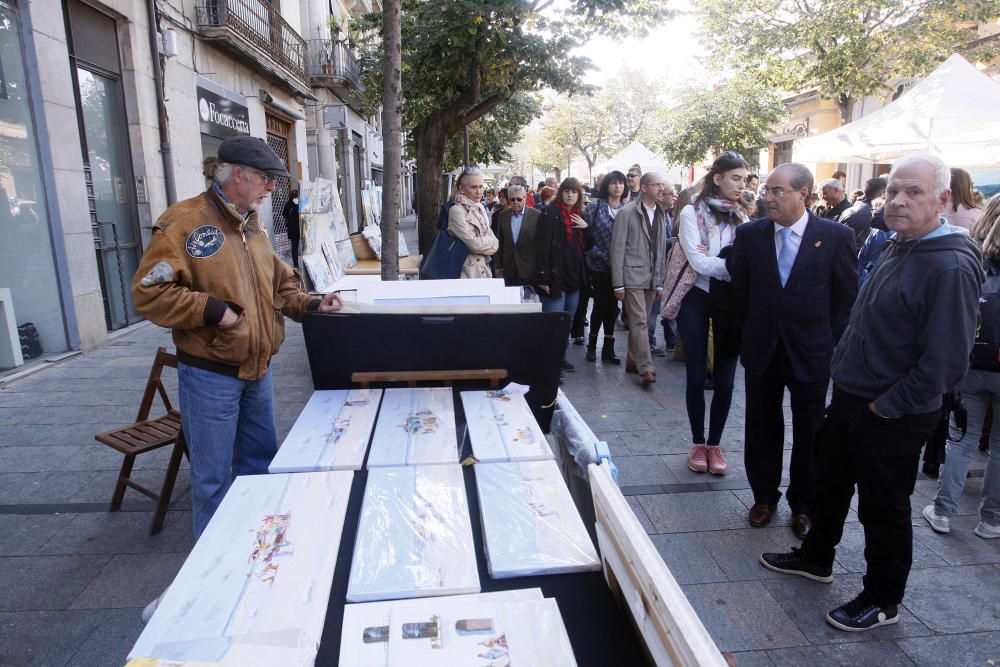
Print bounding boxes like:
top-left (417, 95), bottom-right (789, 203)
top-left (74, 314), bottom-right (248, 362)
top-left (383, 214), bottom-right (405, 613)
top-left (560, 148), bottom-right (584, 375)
top-left (773, 208), bottom-right (809, 237)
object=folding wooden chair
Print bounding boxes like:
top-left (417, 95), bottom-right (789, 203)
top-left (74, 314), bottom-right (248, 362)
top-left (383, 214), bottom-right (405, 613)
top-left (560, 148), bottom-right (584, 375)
top-left (95, 347), bottom-right (187, 535)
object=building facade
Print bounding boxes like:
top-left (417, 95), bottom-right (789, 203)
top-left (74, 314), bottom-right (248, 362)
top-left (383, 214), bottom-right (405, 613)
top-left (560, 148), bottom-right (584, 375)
top-left (0, 0), bottom-right (401, 374)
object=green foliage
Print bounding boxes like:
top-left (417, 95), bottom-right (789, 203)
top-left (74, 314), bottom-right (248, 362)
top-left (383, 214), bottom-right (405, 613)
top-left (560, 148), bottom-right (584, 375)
top-left (694, 0), bottom-right (997, 119)
top-left (443, 93), bottom-right (543, 170)
top-left (658, 76), bottom-right (788, 166)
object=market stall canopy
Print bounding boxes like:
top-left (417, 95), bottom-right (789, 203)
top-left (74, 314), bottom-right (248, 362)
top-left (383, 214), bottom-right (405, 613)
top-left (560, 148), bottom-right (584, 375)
top-left (594, 141), bottom-right (675, 176)
top-left (794, 54), bottom-right (1000, 168)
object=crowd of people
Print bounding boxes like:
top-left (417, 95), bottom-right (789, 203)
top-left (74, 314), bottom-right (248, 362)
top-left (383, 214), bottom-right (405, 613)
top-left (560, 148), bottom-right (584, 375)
top-left (440, 151), bottom-right (998, 633)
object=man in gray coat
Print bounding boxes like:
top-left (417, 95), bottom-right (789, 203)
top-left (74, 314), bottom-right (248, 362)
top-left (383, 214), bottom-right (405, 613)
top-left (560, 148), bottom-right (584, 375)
top-left (493, 185), bottom-right (539, 286)
top-left (611, 172), bottom-right (668, 386)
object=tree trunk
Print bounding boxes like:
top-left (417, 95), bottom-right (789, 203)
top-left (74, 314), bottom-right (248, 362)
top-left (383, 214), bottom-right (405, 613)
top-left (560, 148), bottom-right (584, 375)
top-left (554, 167), bottom-right (562, 181)
top-left (380, 0), bottom-right (402, 280)
top-left (837, 93), bottom-right (855, 126)
top-left (415, 120), bottom-right (447, 255)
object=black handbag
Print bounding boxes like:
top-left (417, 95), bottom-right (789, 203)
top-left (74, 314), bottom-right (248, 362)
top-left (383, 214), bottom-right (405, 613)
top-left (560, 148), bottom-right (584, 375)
top-left (419, 230), bottom-right (469, 280)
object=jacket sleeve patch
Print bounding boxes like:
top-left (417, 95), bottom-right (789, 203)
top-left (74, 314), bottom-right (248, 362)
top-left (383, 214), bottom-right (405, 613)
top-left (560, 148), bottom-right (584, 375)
top-left (139, 260), bottom-right (176, 286)
top-left (186, 225), bottom-right (226, 258)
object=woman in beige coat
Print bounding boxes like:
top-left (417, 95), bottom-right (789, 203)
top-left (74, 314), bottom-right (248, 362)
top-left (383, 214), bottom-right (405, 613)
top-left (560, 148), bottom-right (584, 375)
top-left (448, 167), bottom-right (499, 278)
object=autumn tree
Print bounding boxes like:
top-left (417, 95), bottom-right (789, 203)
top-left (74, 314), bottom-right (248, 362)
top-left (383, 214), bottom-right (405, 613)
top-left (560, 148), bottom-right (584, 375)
top-left (657, 77), bottom-right (788, 167)
top-left (354, 0), bottom-right (672, 252)
top-left (695, 0), bottom-right (997, 124)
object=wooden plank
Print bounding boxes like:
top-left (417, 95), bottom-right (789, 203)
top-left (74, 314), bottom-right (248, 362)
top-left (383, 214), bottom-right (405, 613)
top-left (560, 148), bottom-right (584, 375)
top-left (352, 369), bottom-right (507, 386)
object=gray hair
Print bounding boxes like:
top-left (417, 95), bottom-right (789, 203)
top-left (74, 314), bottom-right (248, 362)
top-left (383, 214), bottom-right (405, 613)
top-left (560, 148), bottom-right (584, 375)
top-left (889, 152), bottom-right (951, 197)
top-left (775, 162), bottom-right (814, 192)
top-left (819, 177), bottom-right (845, 193)
top-left (508, 185), bottom-right (526, 197)
top-left (213, 162), bottom-right (236, 185)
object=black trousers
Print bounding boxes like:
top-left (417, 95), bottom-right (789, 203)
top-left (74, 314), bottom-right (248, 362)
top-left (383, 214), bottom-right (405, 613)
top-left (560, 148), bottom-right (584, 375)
top-left (744, 340), bottom-right (828, 513)
top-left (801, 386), bottom-right (940, 606)
top-left (572, 264), bottom-right (591, 338)
top-left (587, 270), bottom-right (618, 339)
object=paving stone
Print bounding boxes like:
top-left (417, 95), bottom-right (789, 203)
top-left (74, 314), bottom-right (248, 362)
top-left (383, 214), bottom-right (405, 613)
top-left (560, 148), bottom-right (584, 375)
top-left (913, 477), bottom-right (987, 517)
top-left (902, 565), bottom-right (1000, 634)
top-left (0, 445), bottom-right (78, 472)
top-left (895, 630), bottom-right (1000, 667)
top-left (649, 533), bottom-right (728, 585)
top-left (36, 510), bottom-right (194, 556)
top-left (65, 607), bottom-right (145, 667)
top-left (612, 455), bottom-right (679, 486)
top-left (71, 552), bottom-right (188, 609)
top-left (726, 650), bottom-right (775, 666)
top-left (0, 471), bottom-right (102, 504)
top-left (0, 513), bottom-right (75, 556)
top-left (638, 491), bottom-right (753, 533)
top-left (578, 409), bottom-right (647, 432)
top-left (620, 429), bottom-right (691, 455)
top-left (834, 521), bottom-right (948, 573)
top-left (661, 451), bottom-right (749, 484)
top-left (681, 580), bottom-right (809, 652)
top-left (69, 468), bottom-right (191, 506)
top-left (767, 640), bottom-right (917, 666)
top-left (698, 526), bottom-right (847, 582)
top-left (763, 573), bottom-right (931, 645)
top-left (626, 496), bottom-right (656, 534)
top-left (0, 609), bottom-right (115, 667)
top-left (913, 511), bottom-right (1000, 569)
top-left (0, 554), bottom-right (111, 611)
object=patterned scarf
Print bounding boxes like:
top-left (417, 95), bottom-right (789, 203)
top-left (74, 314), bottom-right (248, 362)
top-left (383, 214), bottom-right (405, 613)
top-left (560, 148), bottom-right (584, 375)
top-left (454, 192), bottom-right (488, 229)
top-left (557, 202), bottom-right (584, 249)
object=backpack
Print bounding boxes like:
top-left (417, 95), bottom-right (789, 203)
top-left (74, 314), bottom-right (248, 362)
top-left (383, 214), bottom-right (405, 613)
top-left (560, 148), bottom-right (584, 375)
top-left (971, 262), bottom-right (1000, 370)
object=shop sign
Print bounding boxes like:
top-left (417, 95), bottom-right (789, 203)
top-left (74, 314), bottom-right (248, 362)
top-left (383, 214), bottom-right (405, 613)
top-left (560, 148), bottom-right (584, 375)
top-left (197, 86), bottom-right (250, 139)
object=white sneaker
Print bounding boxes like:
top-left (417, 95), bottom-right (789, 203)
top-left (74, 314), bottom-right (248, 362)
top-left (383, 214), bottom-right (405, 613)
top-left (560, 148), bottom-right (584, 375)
top-left (141, 591), bottom-right (166, 624)
top-left (922, 504), bottom-right (950, 534)
top-left (974, 520), bottom-right (1000, 539)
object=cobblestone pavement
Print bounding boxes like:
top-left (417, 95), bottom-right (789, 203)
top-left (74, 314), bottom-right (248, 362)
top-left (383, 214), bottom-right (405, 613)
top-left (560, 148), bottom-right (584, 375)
top-left (1, 225), bottom-right (997, 665)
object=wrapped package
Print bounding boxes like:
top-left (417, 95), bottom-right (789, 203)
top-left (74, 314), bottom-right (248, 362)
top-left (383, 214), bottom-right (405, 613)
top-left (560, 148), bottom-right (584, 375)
top-left (347, 464), bottom-right (480, 602)
top-left (339, 589), bottom-right (544, 667)
top-left (129, 471), bottom-right (354, 665)
top-left (460, 389), bottom-right (554, 462)
top-left (367, 388), bottom-right (459, 467)
top-left (385, 597), bottom-right (576, 666)
top-left (269, 389), bottom-right (383, 473)
top-left (475, 460), bottom-right (600, 578)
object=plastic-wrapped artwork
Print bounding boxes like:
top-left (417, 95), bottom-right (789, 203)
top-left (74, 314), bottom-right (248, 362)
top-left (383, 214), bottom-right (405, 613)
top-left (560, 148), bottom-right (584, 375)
top-left (347, 465), bottom-right (480, 603)
top-left (460, 388), bottom-right (554, 462)
top-left (129, 471), bottom-right (354, 665)
top-left (366, 388), bottom-right (458, 467)
top-left (384, 597), bottom-right (577, 666)
top-left (339, 589), bottom-right (544, 667)
top-left (268, 389), bottom-right (383, 473)
top-left (474, 460), bottom-right (600, 578)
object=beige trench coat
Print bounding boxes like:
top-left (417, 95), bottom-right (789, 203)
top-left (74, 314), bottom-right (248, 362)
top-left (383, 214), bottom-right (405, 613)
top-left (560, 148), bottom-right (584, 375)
top-left (448, 200), bottom-right (499, 279)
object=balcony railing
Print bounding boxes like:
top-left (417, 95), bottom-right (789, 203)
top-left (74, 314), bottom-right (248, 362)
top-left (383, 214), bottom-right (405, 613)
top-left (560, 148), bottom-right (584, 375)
top-left (306, 40), bottom-right (363, 92)
top-left (196, 0), bottom-right (307, 83)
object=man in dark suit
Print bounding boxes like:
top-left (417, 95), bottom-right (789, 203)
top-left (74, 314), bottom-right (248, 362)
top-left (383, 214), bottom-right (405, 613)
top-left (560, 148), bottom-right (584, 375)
top-left (731, 162), bottom-right (858, 538)
top-left (493, 185), bottom-right (540, 286)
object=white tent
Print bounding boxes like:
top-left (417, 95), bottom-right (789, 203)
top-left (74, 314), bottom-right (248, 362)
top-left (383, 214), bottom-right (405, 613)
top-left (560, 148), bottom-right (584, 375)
top-left (594, 142), bottom-right (674, 176)
top-left (794, 54), bottom-right (1000, 168)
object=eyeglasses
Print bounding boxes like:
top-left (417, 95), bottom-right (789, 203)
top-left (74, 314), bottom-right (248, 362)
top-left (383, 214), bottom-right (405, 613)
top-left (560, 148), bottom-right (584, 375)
top-left (461, 166), bottom-right (483, 175)
top-left (245, 167), bottom-right (277, 184)
top-left (762, 186), bottom-right (797, 198)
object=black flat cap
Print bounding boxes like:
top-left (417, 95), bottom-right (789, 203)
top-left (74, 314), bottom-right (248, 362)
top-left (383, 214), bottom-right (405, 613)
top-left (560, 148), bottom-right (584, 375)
top-left (218, 136), bottom-right (290, 177)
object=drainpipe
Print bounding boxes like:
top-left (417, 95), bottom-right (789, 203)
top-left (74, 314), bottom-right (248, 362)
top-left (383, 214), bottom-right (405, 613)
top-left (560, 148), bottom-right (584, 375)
top-left (146, 0), bottom-right (177, 206)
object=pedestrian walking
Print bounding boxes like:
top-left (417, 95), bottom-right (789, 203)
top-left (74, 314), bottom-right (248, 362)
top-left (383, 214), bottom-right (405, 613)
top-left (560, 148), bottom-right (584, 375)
top-left (582, 170), bottom-right (627, 364)
top-left (761, 152), bottom-right (983, 632)
top-left (281, 187), bottom-right (301, 269)
top-left (731, 162), bottom-right (858, 537)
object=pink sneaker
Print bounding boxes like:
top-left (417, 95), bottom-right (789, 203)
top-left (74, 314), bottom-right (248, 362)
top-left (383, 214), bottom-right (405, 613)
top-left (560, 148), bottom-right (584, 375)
top-left (706, 446), bottom-right (728, 476)
top-left (687, 444), bottom-right (708, 473)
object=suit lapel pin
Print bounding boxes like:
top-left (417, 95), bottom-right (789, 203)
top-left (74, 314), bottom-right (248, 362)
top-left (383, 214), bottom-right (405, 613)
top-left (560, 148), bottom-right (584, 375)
top-left (815, 241), bottom-right (822, 248)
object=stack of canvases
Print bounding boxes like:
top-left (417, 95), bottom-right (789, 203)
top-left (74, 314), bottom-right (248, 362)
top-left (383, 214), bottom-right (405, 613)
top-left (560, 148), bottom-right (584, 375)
top-left (128, 384), bottom-right (599, 666)
top-left (298, 177), bottom-right (357, 292)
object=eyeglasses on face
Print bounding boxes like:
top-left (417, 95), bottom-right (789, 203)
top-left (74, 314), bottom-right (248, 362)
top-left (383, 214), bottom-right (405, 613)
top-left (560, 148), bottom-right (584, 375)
top-left (246, 167), bottom-right (276, 184)
top-left (762, 186), bottom-right (797, 198)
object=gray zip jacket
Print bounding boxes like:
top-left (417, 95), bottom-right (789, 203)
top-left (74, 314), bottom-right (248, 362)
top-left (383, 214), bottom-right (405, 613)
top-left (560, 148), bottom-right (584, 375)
top-left (831, 224), bottom-right (983, 418)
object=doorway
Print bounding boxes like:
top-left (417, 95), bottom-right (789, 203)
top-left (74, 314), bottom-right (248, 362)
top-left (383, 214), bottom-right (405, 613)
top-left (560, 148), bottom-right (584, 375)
top-left (266, 113), bottom-right (293, 263)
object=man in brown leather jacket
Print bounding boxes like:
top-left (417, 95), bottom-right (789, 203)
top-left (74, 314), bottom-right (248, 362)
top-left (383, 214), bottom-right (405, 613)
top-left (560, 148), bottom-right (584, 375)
top-left (131, 136), bottom-right (341, 539)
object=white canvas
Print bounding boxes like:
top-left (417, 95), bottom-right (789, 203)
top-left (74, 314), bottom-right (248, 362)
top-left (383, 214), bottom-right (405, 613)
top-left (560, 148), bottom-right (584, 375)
top-left (298, 181), bottom-right (314, 214)
top-left (339, 589), bottom-right (544, 667)
top-left (130, 471), bottom-right (354, 663)
top-left (475, 460), bottom-right (600, 578)
top-left (366, 388), bottom-right (458, 467)
top-left (347, 465), bottom-right (479, 603)
top-left (461, 389), bottom-right (553, 463)
top-left (302, 253), bottom-right (334, 292)
top-left (385, 598), bottom-right (576, 667)
top-left (314, 178), bottom-right (334, 213)
top-left (322, 240), bottom-right (345, 286)
top-left (268, 389), bottom-right (383, 473)
top-left (355, 279), bottom-right (516, 306)
top-left (126, 644), bottom-right (316, 666)
top-left (336, 238), bottom-right (358, 269)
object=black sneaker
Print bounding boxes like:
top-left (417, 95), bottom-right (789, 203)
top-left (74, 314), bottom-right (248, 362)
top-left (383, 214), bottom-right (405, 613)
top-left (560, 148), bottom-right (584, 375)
top-left (650, 347), bottom-right (666, 357)
top-left (759, 547), bottom-right (833, 583)
top-left (561, 360), bottom-right (576, 372)
top-left (826, 591), bottom-right (899, 632)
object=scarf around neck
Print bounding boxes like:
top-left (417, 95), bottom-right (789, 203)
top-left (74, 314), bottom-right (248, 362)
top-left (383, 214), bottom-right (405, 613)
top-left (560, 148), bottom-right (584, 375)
top-left (557, 202), bottom-right (584, 249)
top-left (454, 192), bottom-right (488, 228)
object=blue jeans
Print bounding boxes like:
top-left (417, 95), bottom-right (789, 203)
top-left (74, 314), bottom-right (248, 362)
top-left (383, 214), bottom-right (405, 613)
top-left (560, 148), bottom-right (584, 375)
top-left (540, 290), bottom-right (581, 362)
top-left (675, 287), bottom-right (738, 445)
top-left (933, 369), bottom-right (1000, 524)
top-left (648, 297), bottom-right (677, 348)
top-left (178, 362), bottom-right (279, 539)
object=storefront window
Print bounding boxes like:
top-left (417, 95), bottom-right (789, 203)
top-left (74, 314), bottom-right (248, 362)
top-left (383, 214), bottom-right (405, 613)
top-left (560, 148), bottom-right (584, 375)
top-left (0, 0), bottom-right (68, 370)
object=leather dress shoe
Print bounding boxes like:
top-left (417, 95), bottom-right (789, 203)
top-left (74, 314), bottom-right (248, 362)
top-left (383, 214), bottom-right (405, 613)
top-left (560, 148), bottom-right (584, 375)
top-left (748, 502), bottom-right (777, 527)
top-left (641, 370), bottom-right (656, 386)
top-left (792, 513), bottom-right (812, 539)
top-left (626, 362), bottom-right (639, 374)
